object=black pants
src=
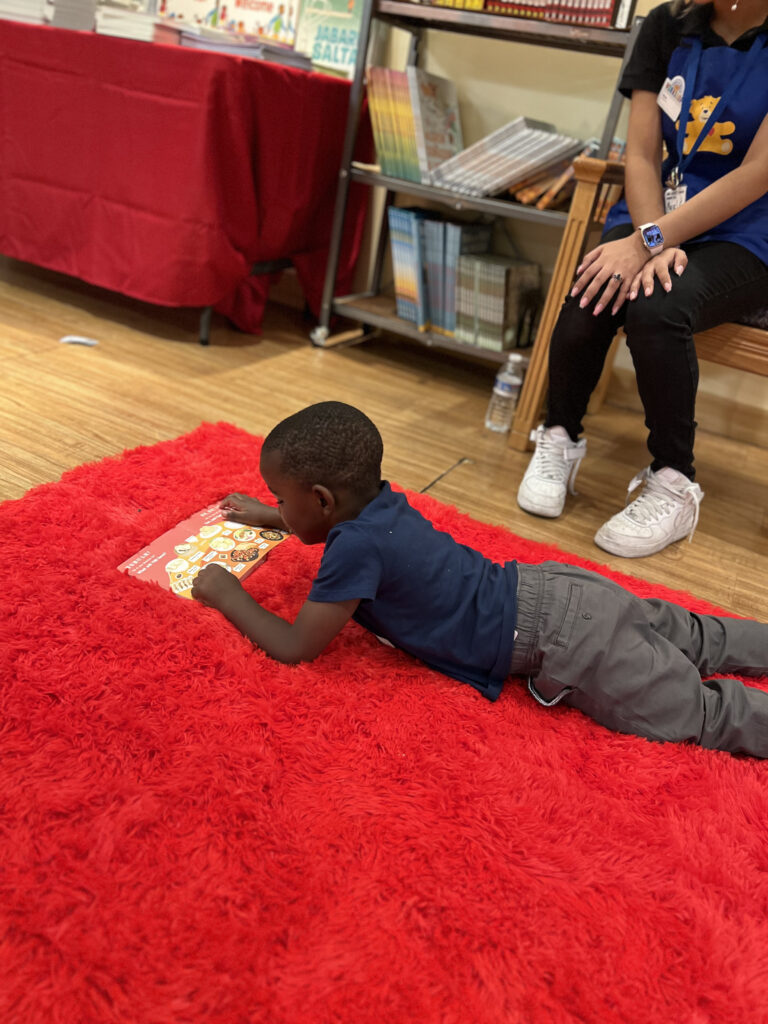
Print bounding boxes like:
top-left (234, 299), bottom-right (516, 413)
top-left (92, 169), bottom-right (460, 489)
top-left (546, 225), bottom-right (768, 479)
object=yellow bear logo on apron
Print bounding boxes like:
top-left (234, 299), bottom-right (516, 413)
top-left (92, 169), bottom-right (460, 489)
top-left (676, 95), bottom-right (735, 155)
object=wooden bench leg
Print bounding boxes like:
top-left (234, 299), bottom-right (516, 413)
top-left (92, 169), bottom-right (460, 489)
top-left (508, 175), bottom-right (603, 452)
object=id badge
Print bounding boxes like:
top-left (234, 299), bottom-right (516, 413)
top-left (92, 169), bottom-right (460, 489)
top-left (657, 75), bottom-right (684, 121)
top-left (664, 185), bottom-right (688, 212)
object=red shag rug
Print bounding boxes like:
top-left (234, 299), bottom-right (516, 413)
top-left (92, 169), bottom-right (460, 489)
top-left (3, 423), bottom-right (768, 1024)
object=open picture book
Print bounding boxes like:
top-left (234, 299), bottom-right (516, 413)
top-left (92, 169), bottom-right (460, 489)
top-left (118, 503), bottom-right (288, 599)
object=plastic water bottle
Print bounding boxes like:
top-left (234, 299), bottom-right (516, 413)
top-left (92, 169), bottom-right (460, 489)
top-left (484, 352), bottom-right (526, 433)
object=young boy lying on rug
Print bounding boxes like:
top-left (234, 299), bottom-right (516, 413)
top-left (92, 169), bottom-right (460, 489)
top-left (191, 402), bottom-right (768, 758)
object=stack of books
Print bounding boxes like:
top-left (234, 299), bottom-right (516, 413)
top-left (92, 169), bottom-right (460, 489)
top-left (482, 0), bottom-right (638, 29)
top-left (508, 138), bottom-right (599, 209)
top-left (455, 254), bottom-right (541, 351)
top-left (388, 207), bottom-right (430, 328)
top-left (96, 3), bottom-right (160, 39)
top-left (431, 116), bottom-right (584, 198)
top-left (366, 71), bottom-right (585, 201)
top-left (367, 67), bottom-right (463, 185)
top-left (51, 0), bottom-right (97, 29)
top-left (179, 26), bottom-right (313, 69)
top-left (387, 207), bottom-right (540, 351)
top-left (0, 0), bottom-right (47, 22)
top-left (432, 0), bottom-right (485, 8)
top-left (424, 220), bottom-right (493, 335)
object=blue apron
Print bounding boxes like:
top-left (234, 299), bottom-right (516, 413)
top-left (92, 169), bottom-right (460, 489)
top-left (604, 30), bottom-right (768, 265)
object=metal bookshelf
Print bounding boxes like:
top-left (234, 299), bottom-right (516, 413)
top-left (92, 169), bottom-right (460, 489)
top-left (310, 0), bottom-right (639, 356)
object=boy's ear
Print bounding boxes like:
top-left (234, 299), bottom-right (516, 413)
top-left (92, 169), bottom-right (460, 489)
top-left (312, 484), bottom-right (335, 515)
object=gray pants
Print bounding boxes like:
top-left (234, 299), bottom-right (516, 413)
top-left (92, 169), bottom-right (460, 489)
top-left (509, 562), bottom-right (768, 757)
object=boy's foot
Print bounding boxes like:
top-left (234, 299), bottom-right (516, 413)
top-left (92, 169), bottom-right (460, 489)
top-left (594, 466), bottom-right (704, 558)
top-left (516, 425), bottom-right (587, 518)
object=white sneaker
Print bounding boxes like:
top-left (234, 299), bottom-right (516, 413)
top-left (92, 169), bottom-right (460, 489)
top-left (594, 466), bottom-right (704, 558)
top-left (517, 425), bottom-right (587, 518)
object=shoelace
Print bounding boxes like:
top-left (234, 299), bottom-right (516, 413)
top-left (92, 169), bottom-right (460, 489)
top-left (625, 468), bottom-right (702, 542)
top-left (529, 428), bottom-right (585, 495)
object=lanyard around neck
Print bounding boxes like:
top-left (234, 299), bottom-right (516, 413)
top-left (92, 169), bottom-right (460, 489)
top-left (674, 33), bottom-right (767, 180)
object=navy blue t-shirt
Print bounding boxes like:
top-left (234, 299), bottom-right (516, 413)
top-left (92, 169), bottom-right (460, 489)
top-left (308, 482), bottom-right (518, 700)
top-left (605, 2), bottom-right (768, 264)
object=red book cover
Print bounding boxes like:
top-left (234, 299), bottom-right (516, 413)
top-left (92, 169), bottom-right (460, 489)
top-left (118, 504), bottom-right (287, 599)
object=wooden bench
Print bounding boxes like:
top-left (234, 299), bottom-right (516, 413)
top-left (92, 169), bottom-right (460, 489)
top-left (508, 156), bottom-right (768, 451)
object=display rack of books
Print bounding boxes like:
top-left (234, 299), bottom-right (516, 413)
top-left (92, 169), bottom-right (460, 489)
top-left (310, 0), bottom-right (641, 363)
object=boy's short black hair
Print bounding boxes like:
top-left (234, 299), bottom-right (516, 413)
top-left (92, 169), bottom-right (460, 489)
top-left (262, 402), bottom-right (383, 495)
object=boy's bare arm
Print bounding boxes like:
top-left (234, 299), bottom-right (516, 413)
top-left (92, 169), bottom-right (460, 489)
top-left (191, 564), bottom-right (358, 663)
top-left (220, 492), bottom-right (284, 530)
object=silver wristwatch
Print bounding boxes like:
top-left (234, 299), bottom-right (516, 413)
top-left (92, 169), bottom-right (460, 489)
top-left (638, 222), bottom-right (665, 253)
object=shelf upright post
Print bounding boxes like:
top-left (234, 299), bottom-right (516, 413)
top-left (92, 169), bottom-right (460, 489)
top-left (311, 0), bottom-right (377, 346)
top-left (597, 16), bottom-right (643, 157)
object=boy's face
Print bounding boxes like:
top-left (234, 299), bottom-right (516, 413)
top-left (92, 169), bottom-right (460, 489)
top-left (260, 449), bottom-right (331, 545)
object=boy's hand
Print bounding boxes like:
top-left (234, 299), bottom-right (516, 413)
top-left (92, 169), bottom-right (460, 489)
top-left (191, 563), bottom-right (243, 608)
top-left (192, 564), bottom-right (360, 665)
top-left (220, 493), bottom-right (283, 529)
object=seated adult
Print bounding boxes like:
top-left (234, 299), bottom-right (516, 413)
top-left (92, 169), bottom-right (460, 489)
top-left (517, 0), bottom-right (768, 557)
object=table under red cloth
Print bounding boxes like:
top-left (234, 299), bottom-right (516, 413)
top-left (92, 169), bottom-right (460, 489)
top-left (0, 21), bottom-right (371, 333)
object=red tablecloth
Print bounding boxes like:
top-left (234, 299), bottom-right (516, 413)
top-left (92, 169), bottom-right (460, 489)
top-left (0, 21), bottom-right (371, 332)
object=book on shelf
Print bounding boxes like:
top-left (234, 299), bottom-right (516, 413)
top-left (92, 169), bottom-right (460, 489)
top-left (431, 116), bottom-right (583, 198)
top-left (387, 209), bottom-right (498, 336)
top-left (442, 221), bottom-right (493, 334)
top-left (366, 68), bottom-right (396, 178)
top-left (295, 0), bottom-right (364, 78)
top-left (388, 206), bottom-right (416, 323)
top-left (482, 0), bottom-right (637, 28)
top-left (512, 155), bottom-right (573, 195)
top-left (406, 67), bottom-right (463, 184)
top-left (433, 0), bottom-right (485, 9)
top-left (387, 207), bottom-right (432, 331)
top-left (367, 76), bottom-right (588, 199)
top-left (385, 208), bottom-right (542, 350)
top-left (423, 220), bottom-right (446, 334)
top-left (367, 67), bottom-right (463, 185)
top-left (513, 137), bottom-right (599, 209)
top-left (391, 69), bottom-right (422, 183)
top-left (611, 0), bottom-right (638, 29)
top-left (117, 504), bottom-right (288, 600)
top-left (508, 158), bottom-right (574, 204)
top-left (369, 69), bottom-right (413, 180)
top-left (455, 255), bottom-right (541, 352)
top-left (506, 137), bottom-right (598, 201)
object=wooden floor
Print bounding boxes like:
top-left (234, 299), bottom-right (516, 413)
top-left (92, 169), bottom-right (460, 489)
top-left (2, 256), bottom-right (767, 621)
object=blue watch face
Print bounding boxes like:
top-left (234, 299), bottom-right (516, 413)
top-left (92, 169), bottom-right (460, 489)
top-left (642, 224), bottom-right (664, 249)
